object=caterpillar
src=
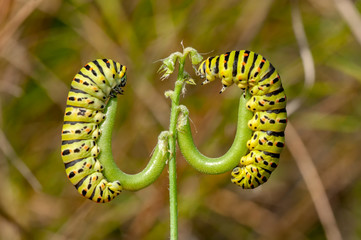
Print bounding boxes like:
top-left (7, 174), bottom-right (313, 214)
top-left (61, 59), bottom-right (127, 202)
top-left (197, 50), bottom-right (287, 189)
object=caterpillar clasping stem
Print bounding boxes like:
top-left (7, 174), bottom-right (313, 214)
top-left (61, 59), bottom-right (127, 203)
top-left (61, 59), bottom-right (169, 202)
top-left (181, 50), bottom-right (287, 188)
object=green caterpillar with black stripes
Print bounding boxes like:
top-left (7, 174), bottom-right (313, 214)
top-left (197, 50), bottom-right (287, 189)
top-left (61, 59), bottom-right (127, 202)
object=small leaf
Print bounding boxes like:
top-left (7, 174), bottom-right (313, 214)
top-left (158, 52), bottom-right (182, 80)
top-left (184, 47), bottom-right (203, 65)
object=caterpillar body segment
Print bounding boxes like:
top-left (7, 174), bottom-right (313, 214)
top-left (66, 91), bottom-right (107, 110)
top-left (246, 91), bottom-right (286, 112)
top-left (61, 59), bottom-right (126, 202)
top-left (65, 157), bottom-right (103, 185)
top-left (248, 110), bottom-right (287, 132)
top-left (61, 139), bottom-right (100, 162)
top-left (246, 130), bottom-right (285, 154)
top-left (64, 107), bottom-right (105, 123)
top-left (61, 122), bottom-right (100, 141)
top-left (75, 172), bottom-right (121, 203)
top-left (197, 50), bottom-right (287, 189)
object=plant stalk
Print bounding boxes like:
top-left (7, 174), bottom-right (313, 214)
top-left (167, 56), bottom-right (186, 240)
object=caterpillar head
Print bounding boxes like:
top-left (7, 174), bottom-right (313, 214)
top-left (110, 65), bottom-right (127, 97)
top-left (197, 59), bottom-right (215, 85)
top-left (118, 65), bottom-right (127, 88)
top-left (197, 60), bottom-right (207, 78)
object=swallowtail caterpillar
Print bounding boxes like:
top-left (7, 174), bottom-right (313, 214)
top-left (197, 50), bottom-right (287, 188)
top-left (61, 59), bottom-right (126, 203)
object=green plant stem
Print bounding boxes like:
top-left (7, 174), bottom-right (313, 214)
top-left (97, 97), bottom-right (169, 191)
top-left (177, 91), bottom-right (253, 174)
top-left (168, 57), bottom-right (186, 240)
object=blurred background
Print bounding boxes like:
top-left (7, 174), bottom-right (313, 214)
top-left (1, 0), bottom-right (361, 239)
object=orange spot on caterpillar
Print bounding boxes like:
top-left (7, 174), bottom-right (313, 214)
top-left (244, 53), bottom-right (249, 56)
top-left (262, 59), bottom-right (266, 62)
top-left (257, 67), bottom-right (261, 71)
top-left (242, 62), bottom-right (246, 66)
top-left (224, 60), bottom-right (227, 64)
